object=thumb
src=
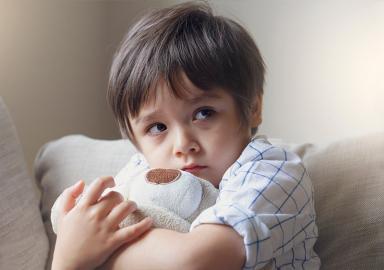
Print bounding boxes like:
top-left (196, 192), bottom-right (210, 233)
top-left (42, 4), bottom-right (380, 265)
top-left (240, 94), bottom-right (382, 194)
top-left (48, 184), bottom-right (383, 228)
top-left (61, 180), bottom-right (85, 214)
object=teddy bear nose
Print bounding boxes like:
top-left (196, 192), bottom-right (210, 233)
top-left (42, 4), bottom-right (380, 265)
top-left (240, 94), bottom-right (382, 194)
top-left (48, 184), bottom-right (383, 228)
top-left (145, 168), bottom-right (181, 184)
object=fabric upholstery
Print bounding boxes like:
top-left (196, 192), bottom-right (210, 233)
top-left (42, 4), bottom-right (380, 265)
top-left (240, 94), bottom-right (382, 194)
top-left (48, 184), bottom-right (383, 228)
top-left (305, 133), bottom-right (384, 270)
top-left (0, 97), bottom-right (49, 270)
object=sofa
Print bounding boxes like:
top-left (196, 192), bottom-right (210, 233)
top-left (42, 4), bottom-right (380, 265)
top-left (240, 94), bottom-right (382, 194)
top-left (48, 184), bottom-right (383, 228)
top-left (1, 96), bottom-right (384, 270)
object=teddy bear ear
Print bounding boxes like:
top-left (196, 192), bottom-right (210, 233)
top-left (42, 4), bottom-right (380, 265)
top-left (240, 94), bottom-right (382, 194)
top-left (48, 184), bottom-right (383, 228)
top-left (146, 169), bottom-right (181, 184)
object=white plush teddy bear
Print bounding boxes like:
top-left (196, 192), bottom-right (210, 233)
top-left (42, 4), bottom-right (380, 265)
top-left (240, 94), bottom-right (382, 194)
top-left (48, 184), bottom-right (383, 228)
top-left (51, 168), bottom-right (219, 233)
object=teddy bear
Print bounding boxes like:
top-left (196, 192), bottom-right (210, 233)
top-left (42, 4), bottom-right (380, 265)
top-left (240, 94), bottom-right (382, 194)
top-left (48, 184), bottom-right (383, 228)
top-left (51, 168), bottom-right (219, 233)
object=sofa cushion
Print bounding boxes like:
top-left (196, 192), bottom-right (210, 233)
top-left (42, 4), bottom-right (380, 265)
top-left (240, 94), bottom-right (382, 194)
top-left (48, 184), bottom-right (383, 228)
top-left (304, 133), bottom-right (384, 270)
top-left (0, 97), bottom-right (49, 270)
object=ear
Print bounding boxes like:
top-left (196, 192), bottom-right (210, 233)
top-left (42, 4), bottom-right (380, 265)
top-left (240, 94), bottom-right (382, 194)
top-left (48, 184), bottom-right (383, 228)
top-left (250, 95), bottom-right (263, 128)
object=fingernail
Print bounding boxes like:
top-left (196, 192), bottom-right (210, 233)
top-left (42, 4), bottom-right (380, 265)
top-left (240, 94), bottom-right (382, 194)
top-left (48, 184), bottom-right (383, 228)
top-left (74, 180), bottom-right (82, 187)
top-left (144, 217), bottom-right (153, 226)
top-left (132, 201), bottom-right (137, 209)
top-left (126, 200), bottom-right (137, 211)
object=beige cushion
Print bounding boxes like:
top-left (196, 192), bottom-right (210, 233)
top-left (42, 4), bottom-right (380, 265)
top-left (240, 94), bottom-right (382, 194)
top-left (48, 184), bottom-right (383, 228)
top-left (35, 133), bottom-right (384, 269)
top-left (304, 133), bottom-right (384, 270)
top-left (0, 97), bottom-right (49, 270)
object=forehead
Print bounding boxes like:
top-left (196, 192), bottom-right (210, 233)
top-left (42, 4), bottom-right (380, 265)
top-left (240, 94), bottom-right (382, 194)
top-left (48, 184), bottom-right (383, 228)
top-left (140, 73), bottom-right (225, 108)
top-left (154, 80), bottom-right (221, 104)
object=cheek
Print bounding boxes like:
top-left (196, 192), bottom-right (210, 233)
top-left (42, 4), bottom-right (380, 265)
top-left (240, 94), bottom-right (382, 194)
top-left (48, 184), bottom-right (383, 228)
top-left (140, 144), bottom-right (170, 168)
top-left (209, 121), bottom-right (244, 146)
top-left (207, 125), bottom-right (249, 162)
top-left (203, 130), bottom-right (237, 160)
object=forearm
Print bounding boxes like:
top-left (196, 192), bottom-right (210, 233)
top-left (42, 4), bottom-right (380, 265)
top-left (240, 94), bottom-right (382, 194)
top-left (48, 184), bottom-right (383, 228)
top-left (184, 224), bottom-right (245, 270)
top-left (101, 228), bottom-right (189, 270)
top-left (101, 224), bottom-right (245, 270)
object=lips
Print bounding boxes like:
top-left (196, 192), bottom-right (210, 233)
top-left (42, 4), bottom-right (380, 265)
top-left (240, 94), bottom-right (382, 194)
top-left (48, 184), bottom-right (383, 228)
top-left (182, 164), bottom-right (207, 173)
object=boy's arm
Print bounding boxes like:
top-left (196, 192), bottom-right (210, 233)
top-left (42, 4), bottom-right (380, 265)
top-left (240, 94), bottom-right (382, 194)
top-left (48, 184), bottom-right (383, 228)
top-left (102, 224), bottom-right (245, 270)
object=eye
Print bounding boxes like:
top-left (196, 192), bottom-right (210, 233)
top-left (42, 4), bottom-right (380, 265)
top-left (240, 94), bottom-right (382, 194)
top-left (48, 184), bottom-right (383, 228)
top-left (147, 123), bottom-right (167, 135)
top-left (194, 108), bottom-right (215, 121)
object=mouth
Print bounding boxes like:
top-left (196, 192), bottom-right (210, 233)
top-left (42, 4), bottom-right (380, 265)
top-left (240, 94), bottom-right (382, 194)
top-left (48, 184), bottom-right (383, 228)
top-left (182, 164), bottom-right (207, 173)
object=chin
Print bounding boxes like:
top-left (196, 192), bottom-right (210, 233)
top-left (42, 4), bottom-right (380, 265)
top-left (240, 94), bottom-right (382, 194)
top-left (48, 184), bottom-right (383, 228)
top-left (206, 177), bottom-right (220, 188)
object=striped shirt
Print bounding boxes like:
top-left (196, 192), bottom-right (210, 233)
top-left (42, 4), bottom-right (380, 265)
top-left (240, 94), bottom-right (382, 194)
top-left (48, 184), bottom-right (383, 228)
top-left (191, 137), bottom-right (320, 269)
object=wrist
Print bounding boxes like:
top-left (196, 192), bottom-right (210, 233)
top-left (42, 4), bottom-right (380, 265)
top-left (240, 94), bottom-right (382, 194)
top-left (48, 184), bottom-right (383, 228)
top-left (51, 261), bottom-right (89, 270)
top-left (51, 250), bottom-right (90, 270)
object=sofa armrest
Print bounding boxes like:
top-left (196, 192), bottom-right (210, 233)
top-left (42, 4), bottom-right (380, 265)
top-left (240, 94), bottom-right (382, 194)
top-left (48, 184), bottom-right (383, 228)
top-left (0, 97), bottom-right (49, 270)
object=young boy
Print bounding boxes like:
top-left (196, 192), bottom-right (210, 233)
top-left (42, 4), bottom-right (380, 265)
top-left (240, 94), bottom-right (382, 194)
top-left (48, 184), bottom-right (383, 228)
top-left (52, 2), bottom-right (320, 270)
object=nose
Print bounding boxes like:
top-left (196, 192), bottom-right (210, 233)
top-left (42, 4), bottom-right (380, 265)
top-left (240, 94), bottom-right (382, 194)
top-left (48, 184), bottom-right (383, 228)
top-left (173, 127), bottom-right (200, 157)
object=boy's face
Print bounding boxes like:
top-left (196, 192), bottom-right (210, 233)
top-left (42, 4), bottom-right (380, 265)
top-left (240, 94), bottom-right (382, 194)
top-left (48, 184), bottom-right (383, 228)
top-left (129, 76), bottom-right (261, 188)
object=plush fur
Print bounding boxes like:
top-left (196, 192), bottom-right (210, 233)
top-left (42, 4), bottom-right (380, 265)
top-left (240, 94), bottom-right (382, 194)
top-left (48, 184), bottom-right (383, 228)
top-left (51, 169), bottom-right (218, 233)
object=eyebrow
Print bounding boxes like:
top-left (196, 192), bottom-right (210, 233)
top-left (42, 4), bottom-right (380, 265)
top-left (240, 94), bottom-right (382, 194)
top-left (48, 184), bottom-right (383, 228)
top-left (133, 91), bottom-right (222, 125)
top-left (133, 112), bottom-right (160, 125)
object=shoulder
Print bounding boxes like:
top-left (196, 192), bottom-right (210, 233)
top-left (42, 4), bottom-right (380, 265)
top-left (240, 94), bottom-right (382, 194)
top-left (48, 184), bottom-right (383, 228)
top-left (229, 136), bottom-right (304, 172)
top-left (220, 136), bottom-right (309, 190)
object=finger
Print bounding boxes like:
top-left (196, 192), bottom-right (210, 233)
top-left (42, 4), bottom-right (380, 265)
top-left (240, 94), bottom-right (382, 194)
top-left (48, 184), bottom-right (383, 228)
top-left (113, 217), bottom-right (153, 244)
top-left (107, 200), bottom-right (137, 228)
top-left (61, 180), bottom-right (85, 214)
top-left (93, 191), bottom-right (124, 218)
top-left (80, 176), bottom-right (115, 206)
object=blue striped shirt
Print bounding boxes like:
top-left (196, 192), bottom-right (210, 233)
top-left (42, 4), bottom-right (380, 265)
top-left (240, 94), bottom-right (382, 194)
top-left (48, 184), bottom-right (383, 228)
top-left (190, 137), bottom-right (320, 269)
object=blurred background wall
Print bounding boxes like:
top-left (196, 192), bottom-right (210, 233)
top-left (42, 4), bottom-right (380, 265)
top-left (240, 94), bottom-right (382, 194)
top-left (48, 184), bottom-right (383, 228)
top-left (1, 0), bottom-right (383, 172)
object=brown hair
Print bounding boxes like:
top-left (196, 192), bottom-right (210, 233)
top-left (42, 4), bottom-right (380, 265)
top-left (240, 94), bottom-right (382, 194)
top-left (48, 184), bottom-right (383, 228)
top-left (107, 1), bottom-right (265, 139)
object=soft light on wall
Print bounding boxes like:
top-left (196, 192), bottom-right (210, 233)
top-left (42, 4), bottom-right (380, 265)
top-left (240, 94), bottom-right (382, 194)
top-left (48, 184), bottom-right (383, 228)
top-left (213, 0), bottom-right (384, 144)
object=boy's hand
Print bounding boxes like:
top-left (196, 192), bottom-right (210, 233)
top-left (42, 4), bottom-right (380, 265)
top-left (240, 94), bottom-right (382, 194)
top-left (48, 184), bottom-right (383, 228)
top-left (52, 176), bottom-right (152, 270)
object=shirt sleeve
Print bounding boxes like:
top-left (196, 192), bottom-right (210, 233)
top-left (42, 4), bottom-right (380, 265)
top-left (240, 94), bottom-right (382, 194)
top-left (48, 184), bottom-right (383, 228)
top-left (190, 140), bottom-right (318, 270)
